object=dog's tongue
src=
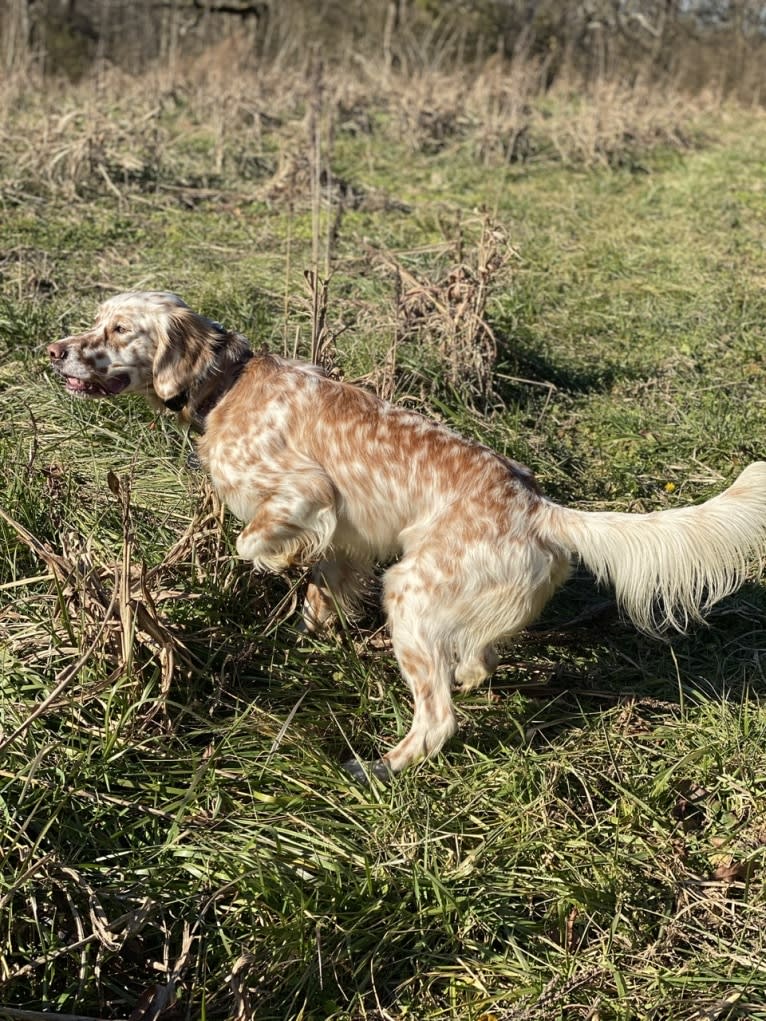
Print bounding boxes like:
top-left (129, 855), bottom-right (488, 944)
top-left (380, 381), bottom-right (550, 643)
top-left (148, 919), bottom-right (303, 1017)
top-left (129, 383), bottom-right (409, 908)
top-left (65, 374), bottom-right (130, 395)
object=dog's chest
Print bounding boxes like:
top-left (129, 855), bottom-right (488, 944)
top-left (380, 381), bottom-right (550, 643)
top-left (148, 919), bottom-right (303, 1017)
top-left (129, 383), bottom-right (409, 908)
top-left (196, 410), bottom-right (275, 509)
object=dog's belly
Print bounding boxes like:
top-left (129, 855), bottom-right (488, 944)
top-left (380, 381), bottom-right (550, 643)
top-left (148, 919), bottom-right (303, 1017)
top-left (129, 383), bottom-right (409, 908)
top-left (330, 509), bottom-right (401, 562)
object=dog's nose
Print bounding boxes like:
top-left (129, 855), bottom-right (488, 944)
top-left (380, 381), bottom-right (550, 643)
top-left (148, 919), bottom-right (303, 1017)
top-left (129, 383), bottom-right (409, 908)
top-left (48, 341), bottom-right (69, 361)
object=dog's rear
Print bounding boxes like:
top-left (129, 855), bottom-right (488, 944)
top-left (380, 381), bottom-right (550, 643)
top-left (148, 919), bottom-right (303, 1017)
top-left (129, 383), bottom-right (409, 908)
top-left (49, 292), bottom-right (766, 779)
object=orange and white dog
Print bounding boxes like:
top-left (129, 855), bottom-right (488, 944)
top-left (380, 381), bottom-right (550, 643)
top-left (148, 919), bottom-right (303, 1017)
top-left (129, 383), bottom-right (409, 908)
top-left (49, 291), bottom-right (766, 778)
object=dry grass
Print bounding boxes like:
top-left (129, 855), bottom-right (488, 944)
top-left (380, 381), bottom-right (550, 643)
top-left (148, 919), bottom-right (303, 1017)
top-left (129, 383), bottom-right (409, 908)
top-left (365, 216), bottom-right (517, 402)
top-left (0, 45), bottom-right (720, 213)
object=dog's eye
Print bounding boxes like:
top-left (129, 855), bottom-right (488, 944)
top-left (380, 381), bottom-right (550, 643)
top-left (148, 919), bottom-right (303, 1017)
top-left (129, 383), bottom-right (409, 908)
top-left (113, 324), bottom-right (127, 335)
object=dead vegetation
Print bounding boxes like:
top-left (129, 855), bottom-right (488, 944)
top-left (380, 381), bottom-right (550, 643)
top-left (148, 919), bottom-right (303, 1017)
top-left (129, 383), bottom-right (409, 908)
top-left (0, 46), bottom-right (720, 213)
top-left (0, 520), bottom-right (177, 728)
top-left (365, 216), bottom-right (517, 403)
top-left (6, 0), bottom-right (766, 104)
top-left (0, 471), bottom-right (229, 742)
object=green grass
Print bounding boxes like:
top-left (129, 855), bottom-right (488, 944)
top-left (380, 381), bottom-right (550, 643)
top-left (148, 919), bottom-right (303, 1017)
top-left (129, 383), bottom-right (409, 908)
top-left (1, 70), bottom-right (766, 1021)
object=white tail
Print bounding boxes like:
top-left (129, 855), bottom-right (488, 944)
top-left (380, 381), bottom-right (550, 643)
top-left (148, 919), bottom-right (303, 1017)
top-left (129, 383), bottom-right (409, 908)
top-left (543, 462), bottom-right (766, 633)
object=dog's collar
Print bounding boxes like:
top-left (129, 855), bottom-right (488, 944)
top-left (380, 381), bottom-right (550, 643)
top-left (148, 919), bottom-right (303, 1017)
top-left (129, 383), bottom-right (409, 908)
top-left (167, 350), bottom-right (254, 430)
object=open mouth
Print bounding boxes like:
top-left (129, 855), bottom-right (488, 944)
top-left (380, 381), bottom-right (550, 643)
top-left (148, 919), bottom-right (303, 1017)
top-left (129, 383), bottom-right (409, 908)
top-left (63, 374), bottom-right (131, 397)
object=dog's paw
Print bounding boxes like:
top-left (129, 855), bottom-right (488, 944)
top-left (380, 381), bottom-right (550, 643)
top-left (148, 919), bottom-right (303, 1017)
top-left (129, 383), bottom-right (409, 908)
top-left (343, 756), bottom-right (392, 784)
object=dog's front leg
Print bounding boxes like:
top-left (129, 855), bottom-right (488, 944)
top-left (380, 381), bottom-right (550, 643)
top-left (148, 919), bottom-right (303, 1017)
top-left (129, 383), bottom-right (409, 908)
top-left (302, 557), bottom-right (371, 632)
top-left (234, 468), bottom-right (338, 573)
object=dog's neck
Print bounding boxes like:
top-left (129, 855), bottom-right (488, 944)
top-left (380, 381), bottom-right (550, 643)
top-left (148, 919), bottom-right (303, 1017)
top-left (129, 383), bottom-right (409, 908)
top-left (165, 332), bottom-right (253, 431)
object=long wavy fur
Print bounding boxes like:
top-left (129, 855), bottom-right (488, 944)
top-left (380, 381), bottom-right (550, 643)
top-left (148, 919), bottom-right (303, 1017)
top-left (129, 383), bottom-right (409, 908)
top-left (542, 462), bottom-right (766, 633)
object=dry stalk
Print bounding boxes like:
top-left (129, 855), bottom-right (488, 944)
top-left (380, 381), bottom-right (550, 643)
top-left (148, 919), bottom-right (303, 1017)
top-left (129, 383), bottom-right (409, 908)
top-left (305, 268), bottom-right (332, 369)
top-left (306, 58), bottom-right (341, 370)
top-left (4, 878), bottom-right (157, 986)
top-left (0, 474), bottom-right (197, 731)
top-left (368, 216), bottom-right (517, 403)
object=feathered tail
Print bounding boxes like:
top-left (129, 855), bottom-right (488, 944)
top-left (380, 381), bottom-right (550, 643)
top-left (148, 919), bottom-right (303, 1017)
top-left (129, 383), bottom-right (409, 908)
top-left (540, 462), bottom-right (766, 633)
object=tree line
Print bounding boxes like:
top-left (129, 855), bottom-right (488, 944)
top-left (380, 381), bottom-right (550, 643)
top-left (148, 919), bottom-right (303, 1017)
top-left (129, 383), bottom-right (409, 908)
top-left (3, 0), bottom-right (766, 99)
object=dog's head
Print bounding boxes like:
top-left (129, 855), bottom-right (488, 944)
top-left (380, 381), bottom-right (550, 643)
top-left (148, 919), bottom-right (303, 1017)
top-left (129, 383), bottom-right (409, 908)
top-left (48, 291), bottom-right (244, 410)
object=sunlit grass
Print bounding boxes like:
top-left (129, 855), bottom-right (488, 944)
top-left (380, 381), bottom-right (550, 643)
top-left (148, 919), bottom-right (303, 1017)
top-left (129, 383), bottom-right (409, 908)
top-left (1, 65), bottom-right (766, 1020)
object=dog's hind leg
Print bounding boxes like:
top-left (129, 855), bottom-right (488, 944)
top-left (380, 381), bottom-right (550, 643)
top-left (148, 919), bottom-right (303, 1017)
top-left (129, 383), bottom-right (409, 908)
top-left (453, 645), bottom-right (499, 692)
top-left (346, 556), bottom-right (457, 780)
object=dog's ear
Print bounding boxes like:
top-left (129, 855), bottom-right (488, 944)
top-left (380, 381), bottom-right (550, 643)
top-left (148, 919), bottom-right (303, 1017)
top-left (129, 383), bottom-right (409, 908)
top-left (152, 308), bottom-right (220, 406)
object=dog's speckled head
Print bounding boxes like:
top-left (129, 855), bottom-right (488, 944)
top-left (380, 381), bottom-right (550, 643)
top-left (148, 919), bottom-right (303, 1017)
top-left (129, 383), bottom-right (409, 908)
top-left (48, 290), bottom-right (244, 411)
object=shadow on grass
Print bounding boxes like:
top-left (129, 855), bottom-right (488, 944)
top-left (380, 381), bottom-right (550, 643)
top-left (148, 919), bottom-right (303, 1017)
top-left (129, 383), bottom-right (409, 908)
top-left (167, 558), bottom-right (766, 772)
top-left (492, 323), bottom-right (641, 412)
top-left (454, 573), bottom-right (766, 759)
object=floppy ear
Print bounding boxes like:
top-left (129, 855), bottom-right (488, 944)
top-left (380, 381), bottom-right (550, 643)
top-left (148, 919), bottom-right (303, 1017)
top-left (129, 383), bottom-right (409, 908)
top-left (152, 308), bottom-right (220, 405)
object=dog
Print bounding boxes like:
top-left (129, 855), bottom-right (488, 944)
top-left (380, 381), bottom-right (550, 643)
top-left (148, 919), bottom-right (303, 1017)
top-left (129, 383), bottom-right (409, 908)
top-left (49, 291), bottom-right (766, 778)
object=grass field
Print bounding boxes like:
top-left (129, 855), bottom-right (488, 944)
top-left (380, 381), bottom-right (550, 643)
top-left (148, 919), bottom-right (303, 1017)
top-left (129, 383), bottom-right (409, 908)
top-left (2, 60), bottom-right (766, 1020)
